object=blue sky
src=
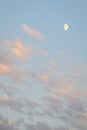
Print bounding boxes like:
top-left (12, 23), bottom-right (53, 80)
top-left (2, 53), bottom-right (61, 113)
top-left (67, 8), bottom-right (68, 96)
top-left (0, 0), bottom-right (87, 130)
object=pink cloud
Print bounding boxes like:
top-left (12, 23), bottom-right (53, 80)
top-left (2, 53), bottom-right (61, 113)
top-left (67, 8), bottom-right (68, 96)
top-left (47, 95), bottom-right (59, 102)
top-left (13, 40), bottom-right (32, 60)
top-left (57, 88), bottom-right (71, 95)
top-left (0, 64), bottom-right (26, 83)
top-left (4, 39), bottom-right (48, 61)
top-left (4, 39), bottom-right (32, 60)
top-left (4, 40), bottom-right (13, 47)
top-left (0, 64), bottom-right (9, 75)
top-left (40, 75), bottom-right (50, 83)
top-left (0, 94), bottom-right (9, 103)
top-left (0, 94), bottom-right (16, 103)
top-left (22, 24), bottom-right (44, 41)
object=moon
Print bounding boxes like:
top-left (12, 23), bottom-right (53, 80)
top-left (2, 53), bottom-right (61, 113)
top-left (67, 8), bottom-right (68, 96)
top-left (64, 24), bottom-right (69, 31)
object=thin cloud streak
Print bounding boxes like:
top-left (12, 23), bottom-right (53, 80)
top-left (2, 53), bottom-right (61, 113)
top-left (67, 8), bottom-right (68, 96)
top-left (22, 24), bottom-right (44, 41)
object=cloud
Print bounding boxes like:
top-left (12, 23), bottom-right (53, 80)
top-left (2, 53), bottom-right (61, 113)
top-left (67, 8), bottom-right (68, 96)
top-left (4, 39), bottom-right (31, 61)
top-left (26, 99), bottom-right (40, 109)
top-left (25, 122), bottom-right (51, 130)
top-left (22, 24), bottom-right (44, 41)
top-left (44, 95), bottom-right (60, 106)
top-left (0, 64), bottom-right (9, 75)
top-left (13, 40), bottom-right (31, 60)
top-left (0, 57), bottom-right (38, 84)
top-left (55, 81), bottom-right (75, 96)
top-left (1, 30), bottom-right (87, 130)
top-left (0, 83), bottom-right (19, 96)
top-left (0, 64), bottom-right (27, 83)
top-left (0, 40), bottom-right (38, 84)
top-left (58, 51), bottom-right (69, 62)
top-left (0, 115), bottom-right (17, 130)
top-left (0, 53), bottom-right (14, 65)
top-left (43, 87), bottom-right (87, 129)
top-left (55, 126), bottom-right (68, 130)
top-left (4, 39), bottom-right (48, 61)
top-left (0, 92), bottom-right (41, 115)
top-left (0, 94), bottom-right (24, 113)
top-left (33, 47), bottom-right (48, 56)
top-left (66, 94), bottom-right (85, 113)
top-left (39, 75), bottom-right (51, 84)
top-left (0, 94), bottom-right (16, 104)
top-left (4, 40), bottom-right (13, 47)
top-left (0, 94), bottom-right (9, 103)
top-left (50, 60), bottom-right (57, 68)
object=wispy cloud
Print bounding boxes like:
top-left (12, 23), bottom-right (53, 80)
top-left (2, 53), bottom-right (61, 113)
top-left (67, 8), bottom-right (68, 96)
top-left (39, 75), bottom-right (51, 84)
top-left (0, 64), bottom-right (27, 83)
top-left (58, 51), bottom-right (69, 62)
top-left (22, 24), bottom-right (44, 41)
top-left (4, 39), bottom-right (31, 60)
top-left (0, 29), bottom-right (87, 130)
top-left (4, 39), bottom-right (48, 61)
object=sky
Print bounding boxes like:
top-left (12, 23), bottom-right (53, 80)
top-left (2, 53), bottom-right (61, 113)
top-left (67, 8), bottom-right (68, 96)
top-left (0, 0), bottom-right (87, 130)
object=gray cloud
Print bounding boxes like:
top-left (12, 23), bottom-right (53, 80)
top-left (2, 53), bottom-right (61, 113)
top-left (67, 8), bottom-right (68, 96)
top-left (0, 115), bottom-right (18, 130)
top-left (25, 122), bottom-right (51, 130)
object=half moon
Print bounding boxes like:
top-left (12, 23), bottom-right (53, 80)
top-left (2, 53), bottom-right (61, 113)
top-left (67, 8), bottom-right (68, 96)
top-left (64, 24), bottom-right (69, 31)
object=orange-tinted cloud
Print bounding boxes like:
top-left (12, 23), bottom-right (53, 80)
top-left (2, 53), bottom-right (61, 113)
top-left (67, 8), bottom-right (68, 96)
top-left (14, 39), bottom-right (32, 60)
top-left (4, 39), bottom-right (48, 60)
top-left (40, 75), bottom-right (50, 83)
top-left (4, 39), bottom-right (31, 60)
top-left (22, 24), bottom-right (44, 41)
top-left (0, 94), bottom-right (16, 103)
top-left (0, 64), bottom-right (9, 75)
